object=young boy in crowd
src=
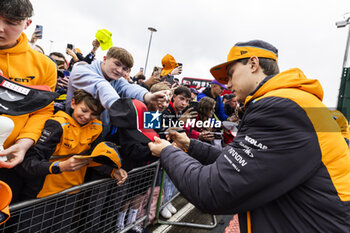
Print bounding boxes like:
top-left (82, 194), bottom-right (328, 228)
top-left (0, 0), bottom-right (57, 202)
top-left (66, 46), bottom-right (167, 136)
top-left (148, 82), bottom-right (171, 112)
top-left (16, 89), bottom-right (127, 200)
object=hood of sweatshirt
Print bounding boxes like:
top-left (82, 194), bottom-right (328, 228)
top-left (245, 68), bottom-right (323, 106)
top-left (0, 33), bottom-right (30, 55)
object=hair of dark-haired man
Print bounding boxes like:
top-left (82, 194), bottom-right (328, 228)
top-left (35, 44), bottom-right (45, 54)
top-left (0, 0), bottom-right (33, 21)
top-left (237, 58), bottom-right (279, 76)
top-left (49, 52), bottom-right (68, 69)
top-left (136, 74), bottom-right (146, 80)
top-left (49, 52), bottom-right (65, 60)
top-left (174, 86), bottom-right (191, 99)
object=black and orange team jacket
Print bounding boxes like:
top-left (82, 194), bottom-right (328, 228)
top-left (160, 68), bottom-right (350, 233)
top-left (16, 111), bottom-right (111, 200)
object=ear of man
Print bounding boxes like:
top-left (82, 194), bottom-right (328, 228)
top-left (249, 56), bottom-right (260, 73)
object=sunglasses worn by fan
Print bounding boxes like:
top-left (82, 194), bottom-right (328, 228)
top-left (55, 60), bottom-right (65, 66)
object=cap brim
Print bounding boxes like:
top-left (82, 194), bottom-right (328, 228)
top-left (161, 68), bottom-right (172, 77)
top-left (99, 39), bottom-right (113, 51)
top-left (0, 206), bottom-right (10, 225)
top-left (210, 60), bottom-right (234, 85)
top-left (75, 154), bottom-right (121, 168)
top-left (75, 142), bottom-right (122, 168)
top-left (0, 181), bottom-right (12, 211)
top-left (0, 181), bottom-right (11, 225)
top-left (124, 128), bottom-right (158, 144)
top-left (210, 44), bottom-right (278, 85)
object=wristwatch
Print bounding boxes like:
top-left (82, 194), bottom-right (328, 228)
top-left (51, 162), bottom-right (62, 174)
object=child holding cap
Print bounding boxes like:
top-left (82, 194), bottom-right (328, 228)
top-left (16, 89), bottom-right (127, 200)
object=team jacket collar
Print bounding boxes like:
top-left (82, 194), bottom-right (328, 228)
top-left (244, 68), bottom-right (324, 107)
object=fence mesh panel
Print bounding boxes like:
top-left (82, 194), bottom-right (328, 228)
top-left (0, 162), bottom-right (158, 233)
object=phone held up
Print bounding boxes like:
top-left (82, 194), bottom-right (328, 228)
top-left (189, 101), bottom-right (199, 112)
top-left (177, 62), bottom-right (183, 74)
top-left (183, 101), bottom-right (198, 113)
top-left (35, 25), bottom-right (43, 39)
top-left (67, 43), bottom-right (74, 50)
top-left (153, 66), bottom-right (162, 73)
top-left (153, 66), bottom-right (162, 78)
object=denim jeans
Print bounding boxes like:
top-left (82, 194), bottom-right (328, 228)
top-left (163, 171), bottom-right (178, 204)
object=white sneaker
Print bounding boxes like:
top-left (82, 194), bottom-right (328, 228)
top-left (160, 207), bottom-right (172, 219)
top-left (115, 224), bottom-right (124, 232)
top-left (166, 203), bottom-right (177, 214)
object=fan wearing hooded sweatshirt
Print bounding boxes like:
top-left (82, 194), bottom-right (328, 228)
top-left (0, 33), bottom-right (57, 151)
top-left (0, 32), bottom-right (57, 202)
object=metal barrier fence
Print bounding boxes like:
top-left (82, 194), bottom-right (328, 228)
top-left (155, 169), bottom-right (217, 229)
top-left (0, 162), bottom-right (159, 233)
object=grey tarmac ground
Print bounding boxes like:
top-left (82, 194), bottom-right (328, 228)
top-left (147, 195), bottom-right (233, 233)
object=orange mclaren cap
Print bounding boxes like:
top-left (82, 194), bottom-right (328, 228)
top-left (161, 54), bottom-right (178, 76)
top-left (75, 141), bottom-right (122, 168)
top-left (210, 40), bottom-right (278, 84)
top-left (0, 181), bottom-right (12, 225)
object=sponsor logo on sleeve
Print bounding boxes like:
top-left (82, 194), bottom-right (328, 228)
top-left (244, 135), bottom-right (268, 150)
top-left (239, 142), bottom-right (254, 158)
top-left (38, 129), bottom-right (52, 143)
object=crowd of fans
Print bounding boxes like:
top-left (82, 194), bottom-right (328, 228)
top-left (0, 1), bottom-right (241, 232)
top-left (1, 1), bottom-right (350, 233)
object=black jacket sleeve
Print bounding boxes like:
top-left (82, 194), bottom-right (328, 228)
top-left (187, 139), bottom-right (222, 165)
top-left (160, 97), bottom-right (322, 214)
top-left (116, 129), bottom-right (158, 171)
top-left (83, 52), bottom-right (95, 64)
top-left (16, 119), bottom-right (62, 178)
top-left (139, 82), bottom-right (150, 91)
